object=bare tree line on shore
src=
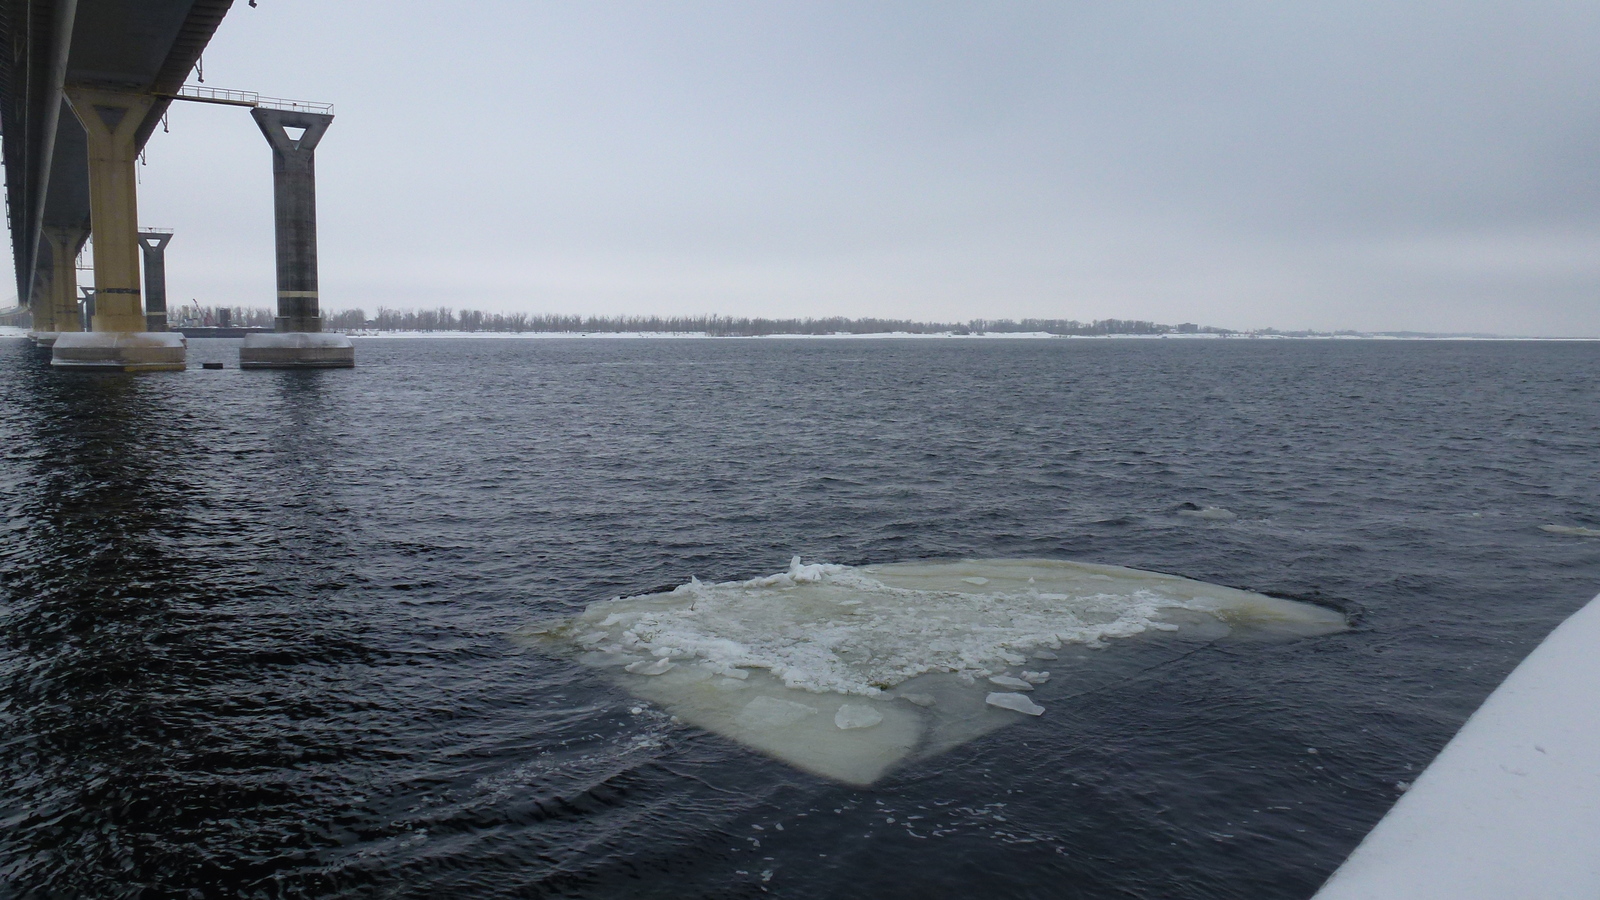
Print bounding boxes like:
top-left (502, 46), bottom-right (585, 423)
top-left (176, 306), bottom-right (1224, 336)
top-left (172, 305), bottom-right (275, 327)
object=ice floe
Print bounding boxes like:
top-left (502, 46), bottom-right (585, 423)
top-left (1177, 503), bottom-right (1238, 521)
top-left (532, 557), bottom-right (1345, 784)
top-left (1540, 524), bottom-right (1600, 538)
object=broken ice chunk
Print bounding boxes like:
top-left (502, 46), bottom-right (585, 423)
top-left (1177, 504), bottom-right (1237, 521)
top-left (626, 658), bottom-right (675, 676)
top-left (1019, 671), bottom-right (1050, 684)
top-left (962, 577), bottom-right (990, 585)
top-left (987, 675), bottom-right (1034, 691)
top-left (1032, 650), bottom-right (1058, 660)
top-left (736, 696), bottom-right (819, 730)
top-left (986, 692), bottom-right (1045, 716)
top-left (834, 704), bottom-right (884, 730)
top-left (1541, 524), bottom-right (1600, 537)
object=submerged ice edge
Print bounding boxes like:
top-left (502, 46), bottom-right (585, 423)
top-left (545, 556), bottom-right (1345, 698)
top-left (525, 557), bottom-right (1348, 785)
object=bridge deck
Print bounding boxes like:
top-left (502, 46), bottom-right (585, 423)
top-left (0, 0), bottom-right (235, 307)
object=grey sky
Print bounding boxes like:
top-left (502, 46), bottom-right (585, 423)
top-left (115, 1), bottom-right (1600, 334)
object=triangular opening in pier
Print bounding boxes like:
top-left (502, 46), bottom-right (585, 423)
top-left (93, 105), bottom-right (127, 131)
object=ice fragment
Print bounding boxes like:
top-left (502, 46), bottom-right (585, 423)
top-left (986, 692), bottom-right (1045, 716)
top-left (1177, 505), bottom-right (1237, 521)
top-left (835, 704), bottom-right (885, 730)
top-left (1541, 524), bottom-right (1600, 538)
top-left (736, 696), bottom-right (818, 730)
top-left (626, 658), bottom-right (675, 676)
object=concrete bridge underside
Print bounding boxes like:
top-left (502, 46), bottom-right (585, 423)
top-left (0, 0), bottom-right (233, 367)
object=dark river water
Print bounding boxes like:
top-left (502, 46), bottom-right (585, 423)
top-left (2, 336), bottom-right (1597, 899)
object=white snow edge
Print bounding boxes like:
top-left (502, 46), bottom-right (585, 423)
top-left (1314, 591), bottom-right (1600, 900)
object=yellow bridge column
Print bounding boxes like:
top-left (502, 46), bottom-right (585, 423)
top-left (41, 225), bottom-right (88, 341)
top-left (29, 270), bottom-right (54, 335)
top-left (66, 87), bottom-right (148, 332)
top-left (52, 87), bottom-right (184, 371)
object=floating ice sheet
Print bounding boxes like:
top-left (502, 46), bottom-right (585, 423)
top-left (532, 557), bottom-right (1345, 785)
top-left (1177, 503), bottom-right (1238, 521)
top-left (1541, 524), bottom-right (1600, 538)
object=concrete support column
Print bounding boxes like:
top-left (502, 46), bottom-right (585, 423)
top-left (34, 225), bottom-right (89, 347)
top-left (65, 88), bottom-right (149, 332)
top-left (53, 88), bottom-right (184, 371)
top-left (138, 230), bottom-right (173, 331)
top-left (30, 270), bottom-right (54, 336)
top-left (254, 107), bottom-right (329, 332)
top-left (242, 107), bottom-right (353, 368)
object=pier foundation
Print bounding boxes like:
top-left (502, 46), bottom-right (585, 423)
top-left (53, 88), bottom-right (183, 371)
top-left (240, 107), bottom-right (352, 369)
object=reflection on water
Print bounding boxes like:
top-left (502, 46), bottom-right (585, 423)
top-left (0, 345), bottom-right (376, 894)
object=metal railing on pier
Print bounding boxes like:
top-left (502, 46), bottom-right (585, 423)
top-left (160, 85), bottom-right (334, 115)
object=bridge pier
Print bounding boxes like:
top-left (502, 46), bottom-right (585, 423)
top-left (138, 230), bottom-right (173, 332)
top-left (29, 271), bottom-right (52, 337)
top-left (31, 225), bottom-right (88, 347)
top-left (52, 88), bottom-right (184, 372)
top-left (240, 107), bottom-right (353, 369)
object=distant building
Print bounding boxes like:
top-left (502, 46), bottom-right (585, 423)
top-left (1176, 322), bottom-right (1199, 334)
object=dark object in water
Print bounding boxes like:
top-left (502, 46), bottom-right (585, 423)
top-left (202, 362), bottom-right (224, 370)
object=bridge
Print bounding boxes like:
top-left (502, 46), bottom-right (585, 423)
top-left (0, 0), bottom-right (352, 369)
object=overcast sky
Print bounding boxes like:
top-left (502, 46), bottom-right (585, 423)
top-left (109, 2), bottom-right (1600, 334)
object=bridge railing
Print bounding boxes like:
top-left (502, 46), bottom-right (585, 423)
top-left (162, 85), bottom-right (334, 115)
top-left (258, 95), bottom-right (334, 115)
top-left (169, 85), bottom-right (258, 107)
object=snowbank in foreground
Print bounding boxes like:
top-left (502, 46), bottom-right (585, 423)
top-left (1314, 591), bottom-right (1600, 900)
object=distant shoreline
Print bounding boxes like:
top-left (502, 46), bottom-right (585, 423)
top-left (336, 330), bottom-right (1598, 341)
top-left (2, 326), bottom-right (1594, 342)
